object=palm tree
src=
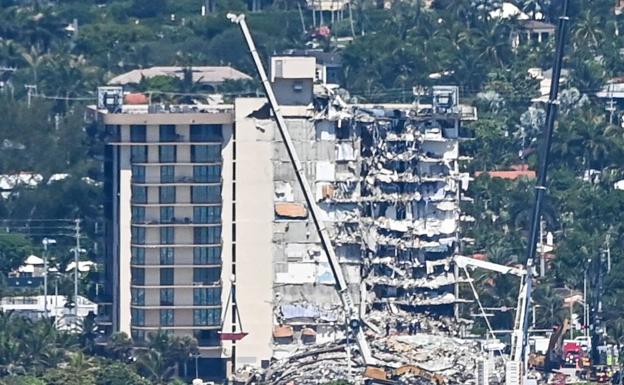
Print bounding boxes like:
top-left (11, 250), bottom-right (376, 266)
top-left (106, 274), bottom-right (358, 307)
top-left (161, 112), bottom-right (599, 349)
top-left (573, 10), bottom-right (604, 49)
top-left (21, 47), bottom-right (47, 84)
top-left (78, 314), bottom-right (98, 354)
top-left (106, 332), bottom-right (133, 361)
top-left (135, 349), bottom-right (176, 385)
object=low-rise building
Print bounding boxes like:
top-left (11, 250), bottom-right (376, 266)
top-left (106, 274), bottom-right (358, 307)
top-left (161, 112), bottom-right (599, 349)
top-left (0, 295), bottom-right (97, 330)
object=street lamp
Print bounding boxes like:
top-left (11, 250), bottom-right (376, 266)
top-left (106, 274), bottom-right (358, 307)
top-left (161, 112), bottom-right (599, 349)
top-left (69, 246), bottom-right (86, 316)
top-left (42, 238), bottom-right (57, 318)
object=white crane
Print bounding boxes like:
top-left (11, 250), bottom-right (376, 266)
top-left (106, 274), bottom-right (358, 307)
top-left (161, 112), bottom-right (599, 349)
top-left (227, 13), bottom-right (375, 366)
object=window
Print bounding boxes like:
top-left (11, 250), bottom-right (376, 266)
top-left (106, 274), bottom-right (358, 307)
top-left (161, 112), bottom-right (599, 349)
top-left (160, 227), bottom-right (174, 245)
top-left (160, 206), bottom-right (174, 223)
top-left (193, 308), bottom-right (221, 326)
top-left (275, 60), bottom-right (283, 77)
top-left (194, 330), bottom-right (220, 347)
top-left (159, 186), bottom-right (176, 204)
top-left (160, 247), bottom-right (175, 265)
top-left (160, 288), bottom-right (174, 306)
top-left (194, 227), bottom-right (221, 244)
top-left (131, 206), bottom-right (145, 224)
top-left (194, 247), bottom-right (221, 264)
top-left (160, 166), bottom-right (175, 183)
top-left (191, 186), bottom-right (221, 203)
top-left (191, 145), bottom-right (221, 162)
top-left (194, 287), bottom-right (221, 305)
top-left (193, 267), bottom-right (221, 284)
top-left (159, 145), bottom-right (176, 162)
top-left (132, 186), bottom-right (147, 204)
top-left (193, 206), bottom-right (221, 224)
top-left (160, 268), bottom-right (174, 285)
top-left (131, 288), bottom-right (145, 306)
top-left (190, 124), bottom-right (222, 142)
top-left (193, 165), bottom-right (221, 183)
top-left (131, 329), bottom-right (145, 342)
top-left (160, 125), bottom-right (177, 142)
top-left (160, 309), bottom-right (174, 326)
top-left (130, 146), bottom-right (147, 163)
top-left (130, 125), bottom-right (146, 142)
top-left (131, 268), bottom-right (145, 285)
top-left (131, 247), bottom-right (145, 265)
top-left (132, 165), bottom-right (145, 183)
top-left (131, 308), bottom-right (145, 326)
top-left (132, 227), bottom-right (145, 244)
top-left (105, 125), bottom-right (120, 141)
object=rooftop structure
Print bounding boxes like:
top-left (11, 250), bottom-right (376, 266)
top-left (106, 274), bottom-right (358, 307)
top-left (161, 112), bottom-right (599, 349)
top-left (475, 165), bottom-right (536, 180)
top-left (512, 20), bottom-right (556, 48)
top-left (108, 66), bottom-right (252, 90)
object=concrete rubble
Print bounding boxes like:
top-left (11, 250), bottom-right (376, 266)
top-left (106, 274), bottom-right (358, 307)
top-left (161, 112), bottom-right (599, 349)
top-left (234, 312), bottom-right (504, 385)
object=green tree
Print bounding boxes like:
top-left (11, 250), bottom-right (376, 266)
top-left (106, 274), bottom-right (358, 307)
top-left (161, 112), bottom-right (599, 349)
top-left (95, 361), bottom-right (150, 385)
top-left (0, 233), bottom-right (33, 274)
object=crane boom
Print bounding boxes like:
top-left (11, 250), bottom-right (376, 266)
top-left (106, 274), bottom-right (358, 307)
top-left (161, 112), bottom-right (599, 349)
top-left (227, 13), bottom-right (375, 365)
top-left (455, 256), bottom-right (526, 277)
top-left (508, 1), bottom-right (570, 384)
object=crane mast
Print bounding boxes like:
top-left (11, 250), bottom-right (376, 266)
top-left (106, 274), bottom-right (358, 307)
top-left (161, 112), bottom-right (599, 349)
top-left (227, 13), bottom-right (375, 365)
top-left (508, 1), bottom-right (570, 384)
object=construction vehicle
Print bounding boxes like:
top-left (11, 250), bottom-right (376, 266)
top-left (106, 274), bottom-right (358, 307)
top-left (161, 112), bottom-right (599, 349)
top-left (227, 13), bottom-right (375, 365)
top-left (506, 0), bottom-right (570, 384)
top-left (544, 319), bottom-right (570, 371)
top-left (457, 2), bottom-right (570, 383)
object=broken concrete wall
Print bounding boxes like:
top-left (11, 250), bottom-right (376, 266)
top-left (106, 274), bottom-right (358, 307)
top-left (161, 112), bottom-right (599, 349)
top-left (260, 87), bottom-right (471, 360)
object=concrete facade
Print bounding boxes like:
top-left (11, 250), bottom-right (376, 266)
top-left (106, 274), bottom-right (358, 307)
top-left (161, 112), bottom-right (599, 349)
top-left (93, 105), bottom-right (238, 375)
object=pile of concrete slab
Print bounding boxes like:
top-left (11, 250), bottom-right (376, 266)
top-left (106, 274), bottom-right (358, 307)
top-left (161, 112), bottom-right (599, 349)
top-left (233, 322), bottom-right (504, 385)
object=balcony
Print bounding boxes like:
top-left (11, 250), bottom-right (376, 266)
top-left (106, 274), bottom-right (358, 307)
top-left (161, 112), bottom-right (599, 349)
top-left (131, 217), bottom-right (220, 227)
top-left (132, 177), bottom-right (222, 186)
top-left (130, 243), bottom-right (222, 248)
top-left (110, 138), bottom-right (222, 146)
top-left (131, 325), bottom-right (221, 330)
top-left (130, 304), bottom-right (221, 309)
top-left (130, 202), bottom-right (222, 207)
top-left (130, 281), bottom-right (222, 289)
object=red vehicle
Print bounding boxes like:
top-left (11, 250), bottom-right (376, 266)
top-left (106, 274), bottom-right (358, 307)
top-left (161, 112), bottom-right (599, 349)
top-left (562, 341), bottom-right (581, 367)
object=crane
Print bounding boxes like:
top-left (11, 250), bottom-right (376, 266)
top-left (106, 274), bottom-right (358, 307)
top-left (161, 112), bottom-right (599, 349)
top-left (507, 1), bottom-right (570, 384)
top-left (455, 255), bottom-right (526, 278)
top-left (226, 13), bottom-right (375, 365)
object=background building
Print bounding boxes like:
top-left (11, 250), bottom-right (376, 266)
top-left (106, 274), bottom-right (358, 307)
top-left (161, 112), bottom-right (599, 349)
top-left (91, 100), bottom-right (237, 377)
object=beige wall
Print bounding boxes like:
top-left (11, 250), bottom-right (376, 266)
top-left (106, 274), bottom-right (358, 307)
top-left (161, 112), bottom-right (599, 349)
top-left (103, 112), bottom-right (234, 126)
top-left (220, 122), bottom-right (234, 361)
top-left (119, 149), bottom-right (132, 335)
top-left (231, 98), bottom-right (274, 366)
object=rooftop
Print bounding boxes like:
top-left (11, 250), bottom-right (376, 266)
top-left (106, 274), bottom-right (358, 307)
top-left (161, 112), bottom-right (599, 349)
top-left (519, 19), bottom-right (555, 31)
top-left (108, 66), bottom-right (252, 86)
top-left (475, 165), bottom-right (536, 180)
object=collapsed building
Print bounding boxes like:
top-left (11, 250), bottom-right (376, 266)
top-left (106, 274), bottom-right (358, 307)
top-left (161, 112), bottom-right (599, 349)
top-left (255, 56), bottom-right (477, 363)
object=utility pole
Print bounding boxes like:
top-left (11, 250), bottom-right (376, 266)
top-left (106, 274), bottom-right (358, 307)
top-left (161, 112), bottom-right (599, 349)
top-left (25, 85), bottom-right (37, 107)
top-left (42, 238), bottom-right (57, 318)
top-left (73, 219), bottom-right (81, 318)
top-left (606, 234), bottom-right (611, 273)
top-left (539, 217), bottom-right (545, 277)
top-left (43, 242), bottom-right (48, 318)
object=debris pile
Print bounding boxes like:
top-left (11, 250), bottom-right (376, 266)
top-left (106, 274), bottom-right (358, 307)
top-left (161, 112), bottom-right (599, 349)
top-left (234, 330), bottom-right (503, 385)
